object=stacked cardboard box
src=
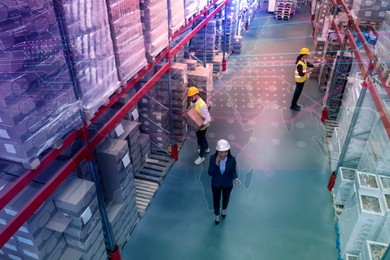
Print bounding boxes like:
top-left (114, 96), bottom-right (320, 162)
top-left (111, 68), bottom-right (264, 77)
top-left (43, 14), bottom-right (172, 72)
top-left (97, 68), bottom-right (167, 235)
top-left (140, 0), bottom-right (169, 62)
top-left (168, 0), bottom-right (185, 36)
top-left (188, 64), bottom-right (214, 106)
top-left (54, 0), bottom-right (120, 119)
top-left (95, 138), bottom-right (138, 247)
top-left (0, 2), bottom-right (82, 166)
top-left (0, 174), bottom-right (68, 260)
top-left (191, 19), bottom-right (217, 64)
top-left (154, 63), bottom-right (189, 143)
top-left (106, 0), bottom-right (147, 84)
top-left (54, 177), bottom-right (107, 260)
top-left (352, 0), bottom-right (390, 22)
top-left (233, 35), bottom-right (243, 54)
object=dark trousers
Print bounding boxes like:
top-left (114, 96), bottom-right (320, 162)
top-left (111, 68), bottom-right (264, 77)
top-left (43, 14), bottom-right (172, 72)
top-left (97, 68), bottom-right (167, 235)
top-left (291, 81), bottom-right (305, 107)
top-left (196, 128), bottom-right (208, 157)
top-left (211, 185), bottom-right (233, 216)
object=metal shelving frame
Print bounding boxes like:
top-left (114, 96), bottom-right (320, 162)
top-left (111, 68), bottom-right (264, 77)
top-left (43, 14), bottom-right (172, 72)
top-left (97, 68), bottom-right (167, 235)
top-left (0, 1), bottom-right (230, 257)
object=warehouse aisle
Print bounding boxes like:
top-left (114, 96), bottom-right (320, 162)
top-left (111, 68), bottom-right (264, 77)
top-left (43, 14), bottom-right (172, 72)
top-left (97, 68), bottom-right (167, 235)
top-left (122, 4), bottom-right (338, 260)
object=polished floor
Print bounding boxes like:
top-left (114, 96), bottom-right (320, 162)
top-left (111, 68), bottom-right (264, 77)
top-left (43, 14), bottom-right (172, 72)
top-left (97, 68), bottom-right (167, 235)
top-left (122, 3), bottom-right (338, 260)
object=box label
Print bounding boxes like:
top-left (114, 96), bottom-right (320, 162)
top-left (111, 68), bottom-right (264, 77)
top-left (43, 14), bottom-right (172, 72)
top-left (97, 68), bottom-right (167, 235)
top-left (4, 144), bottom-right (16, 154)
top-left (132, 108), bottom-right (139, 121)
top-left (122, 152), bottom-right (131, 168)
top-left (0, 129), bottom-right (10, 139)
top-left (115, 124), bottom-right (125, 137)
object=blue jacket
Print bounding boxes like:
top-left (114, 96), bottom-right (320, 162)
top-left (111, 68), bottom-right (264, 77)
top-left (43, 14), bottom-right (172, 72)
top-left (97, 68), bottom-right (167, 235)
top-left (208, 154), bottom-right (238, 188)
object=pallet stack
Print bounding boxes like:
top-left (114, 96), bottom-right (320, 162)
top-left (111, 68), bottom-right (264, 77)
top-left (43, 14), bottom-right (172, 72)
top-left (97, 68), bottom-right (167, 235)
top-left (0, 1), bottom-right (83, 167)
top-left (55, 0), bottom-right (120, 119)
top-left (168, 0), bottom-right (185, 36)
top-left (155, 63), bottom-right (189, 144)
top-left (140, 0), bottom-right (169, 62)
top-left (188, 64), bottom-right (214, 107)
top-left (191, 19), bottom-right (217, 64)
top-left (106, 0), bottom-right (147, 84)
top-left (274, 1), bottom-right (294, 20)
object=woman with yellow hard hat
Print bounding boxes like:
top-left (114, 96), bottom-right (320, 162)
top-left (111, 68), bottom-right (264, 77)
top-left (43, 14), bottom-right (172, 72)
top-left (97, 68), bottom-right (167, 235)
top-left (290, 48), bottom-right (315, 111)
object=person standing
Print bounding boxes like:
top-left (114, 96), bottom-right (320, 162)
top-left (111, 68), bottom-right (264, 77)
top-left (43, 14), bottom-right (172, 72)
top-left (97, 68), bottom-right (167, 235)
top-left (208, 139), bottom-right (241, 224)
top-left (187, 86), bottom-right (211, 165)
top-left (290, 47), bottom-right (315, 111)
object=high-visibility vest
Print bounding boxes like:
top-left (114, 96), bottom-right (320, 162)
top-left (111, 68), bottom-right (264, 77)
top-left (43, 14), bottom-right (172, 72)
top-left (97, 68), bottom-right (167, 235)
top-left (191, 98), bottom-right (210, 130)
top-left (295, 60), bottom-right (308, 83)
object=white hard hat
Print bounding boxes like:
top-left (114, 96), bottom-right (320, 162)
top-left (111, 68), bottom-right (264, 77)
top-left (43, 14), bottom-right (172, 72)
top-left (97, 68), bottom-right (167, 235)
top-left (216, 139), bottom-right (230, 151)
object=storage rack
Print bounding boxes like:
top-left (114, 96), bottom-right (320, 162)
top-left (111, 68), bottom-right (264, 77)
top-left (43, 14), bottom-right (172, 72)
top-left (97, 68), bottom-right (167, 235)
top-left (274, 1), bottom-right (295, 20)
top-left (0, 1), bottom-right (232, 258)
top-left (317, 0), bottom-right (390, 258)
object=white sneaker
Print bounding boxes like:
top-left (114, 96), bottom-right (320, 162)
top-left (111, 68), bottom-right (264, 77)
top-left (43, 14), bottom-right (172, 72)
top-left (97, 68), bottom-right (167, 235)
top-left (194, 156), bottom-right (205, 165)
top-left (197, 148), bottom-right (211, 154)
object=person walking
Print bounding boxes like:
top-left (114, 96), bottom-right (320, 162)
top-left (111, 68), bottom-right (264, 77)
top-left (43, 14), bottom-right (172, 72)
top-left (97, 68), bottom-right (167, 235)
top-left (187, 86), bottom-right (211, 165)
top-left (290, 47), bottom-right (315, 111)
top-left (208, 139), bottom-right (241, 224)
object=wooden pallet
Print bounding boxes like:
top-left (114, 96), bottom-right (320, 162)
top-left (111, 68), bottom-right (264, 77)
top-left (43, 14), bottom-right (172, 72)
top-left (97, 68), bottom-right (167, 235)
top-left (134, 179), bottom-right (159, 217)
top-left (135, 151), bottom-right (175, 185)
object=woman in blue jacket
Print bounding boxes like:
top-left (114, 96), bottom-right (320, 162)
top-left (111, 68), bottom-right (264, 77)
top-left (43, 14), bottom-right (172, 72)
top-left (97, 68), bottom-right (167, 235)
top-left (208, 139), bottom-right (241, 224)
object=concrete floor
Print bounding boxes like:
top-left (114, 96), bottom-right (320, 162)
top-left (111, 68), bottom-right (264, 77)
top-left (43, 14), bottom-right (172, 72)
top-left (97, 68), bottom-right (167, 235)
top-left (122, 3), bottom-right (338, 260)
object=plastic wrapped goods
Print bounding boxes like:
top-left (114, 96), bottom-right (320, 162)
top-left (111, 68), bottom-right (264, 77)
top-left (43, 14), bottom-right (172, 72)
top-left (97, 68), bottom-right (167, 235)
top-left (55, 0), bottom-right (120, 119)
top-left (0, 1), bottom-right (82, 165)
top-left (140, 0), bottom-right (169, 62)
top-left (106, 0), bottom-right (147, 84)
top-left (168, 0), bottom-right (185, 36)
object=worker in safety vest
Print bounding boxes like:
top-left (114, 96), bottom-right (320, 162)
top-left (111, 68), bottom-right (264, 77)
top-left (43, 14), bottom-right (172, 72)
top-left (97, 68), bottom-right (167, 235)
top-left (187, 86), bottom-right (211, 165)
top-left (290, 47), bottom-right (315, 111)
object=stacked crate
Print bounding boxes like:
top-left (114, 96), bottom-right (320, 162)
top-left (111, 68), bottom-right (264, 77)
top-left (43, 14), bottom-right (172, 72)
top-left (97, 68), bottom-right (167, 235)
top-left (358, 240), bottom-right (388, 260)
top-left (155, 63), bottom-right (189, 144)
top-left (168, 0), bottom-right (185, 36)
top-left (139, 110), bottom-right (170, 150)
top-left (0, 1), bottom-right (83, 167)
top-left (95, 137), bottom-right (138, 247)
top-left (334, 167), bottom-right (357, 206)
top-left (188, 64), bottom-right (214, 107)
top-left (106, 0), bottom-right (147, 84)
top-left (54, 0), bottom-right (120, 119)
top-left (54, 177), bottom-right (107, 260)
top-left (339, 171), bottom-right (386, 256)
top-left (140, 0), bottom-right (169, 62)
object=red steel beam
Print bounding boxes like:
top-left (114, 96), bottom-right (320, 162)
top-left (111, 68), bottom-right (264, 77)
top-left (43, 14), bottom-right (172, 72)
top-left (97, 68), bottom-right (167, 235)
top-left (0, 63), bottom-right (170, 248)
top-left (171, 0), bottom-right (220, 40)
top-left (0, 129), bottom-right (81, 211)
top-left (90, 48), bottom-right (169, 124)
top-left (0, 139), bottom-right (85, 248)
top-left (168, 0), bottom-right (227, 58)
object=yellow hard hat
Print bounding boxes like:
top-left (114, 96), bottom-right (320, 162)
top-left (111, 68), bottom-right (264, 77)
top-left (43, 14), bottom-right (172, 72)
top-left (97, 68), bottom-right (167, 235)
top-left (187, 86), bottom-right (200, 97)
top-left (299, 48), bottom-right (310, 55)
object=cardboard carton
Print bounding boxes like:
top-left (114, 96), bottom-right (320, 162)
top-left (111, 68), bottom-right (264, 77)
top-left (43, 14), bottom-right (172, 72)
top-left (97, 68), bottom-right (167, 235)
top-left (185, 108), bottom-right (203, 129)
